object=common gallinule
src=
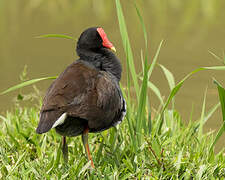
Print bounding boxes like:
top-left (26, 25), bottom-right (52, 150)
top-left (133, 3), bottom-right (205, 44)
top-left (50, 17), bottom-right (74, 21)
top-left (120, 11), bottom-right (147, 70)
top-left (36, 27), bottom-right (126, 168)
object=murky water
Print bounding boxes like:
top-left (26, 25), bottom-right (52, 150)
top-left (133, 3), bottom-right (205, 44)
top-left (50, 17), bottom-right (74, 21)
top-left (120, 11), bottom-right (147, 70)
top-left (0, 0), bottom-right (225, 149)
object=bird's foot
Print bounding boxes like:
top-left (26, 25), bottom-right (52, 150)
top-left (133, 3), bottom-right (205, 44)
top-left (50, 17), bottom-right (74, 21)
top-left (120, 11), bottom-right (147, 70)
top-left (82, 127), bottom-right (95, 168)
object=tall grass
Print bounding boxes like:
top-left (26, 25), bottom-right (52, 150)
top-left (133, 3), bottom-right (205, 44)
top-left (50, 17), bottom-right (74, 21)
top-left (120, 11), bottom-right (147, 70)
top-left (116, 0), bottom-right (225, 151)
top-left (209, 80), bottom-right (225, 154)
top-left (0, 0), bottom-right (225, 178)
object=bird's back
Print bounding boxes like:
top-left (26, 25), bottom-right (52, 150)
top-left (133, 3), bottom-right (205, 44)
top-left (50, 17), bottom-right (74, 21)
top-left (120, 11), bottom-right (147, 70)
top-left (36, 60), bottom-right (124, 135)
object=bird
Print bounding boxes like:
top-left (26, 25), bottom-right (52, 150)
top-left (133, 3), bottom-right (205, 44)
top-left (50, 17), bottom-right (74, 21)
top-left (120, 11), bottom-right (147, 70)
top-left (36, 27), bottom-right (126, 168)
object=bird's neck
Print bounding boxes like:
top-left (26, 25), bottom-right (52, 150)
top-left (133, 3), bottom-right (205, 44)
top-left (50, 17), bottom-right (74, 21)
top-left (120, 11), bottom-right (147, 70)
top-left (76, 48), bottom-right (122, 81)
top-left (76, 48), bottom-right (99, 61)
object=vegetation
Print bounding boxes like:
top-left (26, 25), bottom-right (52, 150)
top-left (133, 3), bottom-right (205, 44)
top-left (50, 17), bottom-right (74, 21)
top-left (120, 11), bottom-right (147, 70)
top-left (1, 0), bottom-right (225, 179)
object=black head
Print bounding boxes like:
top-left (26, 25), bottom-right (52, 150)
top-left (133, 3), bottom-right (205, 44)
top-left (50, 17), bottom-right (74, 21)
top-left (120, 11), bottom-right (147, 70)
top-left (76, 27), bottom-right (115, 52)
top-left (76, 27), bottom-right (121, 81)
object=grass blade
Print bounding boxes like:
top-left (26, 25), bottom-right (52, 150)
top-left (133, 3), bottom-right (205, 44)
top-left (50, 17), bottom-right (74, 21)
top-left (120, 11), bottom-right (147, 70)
top-left (196, 165), bottom-right (206, 180)
top-left (136, 54), bottom-right (148, 146)
top-left (54, 144), bottom-right (61, 168)
top-left (209, 79), bottom-right (225, 153)
top-left (214, 80), bottom-right (225, 122)
top-left (148, 40), bottom-right (163, 79)
top-left (156, 66), bottom-right (225, 134)
top-left (135, 39), bottom-right (163, 145)
top-left (198, 88), bottom-right (207, 140)
top-left (209, 51), bottom-right (225, 65)
top-left (134, 4), bottom-right (148, 48)
top-left (159, 64), bottom-right (175, 91)
top-left (0, 76), bottom-right (57, 95)
top-left (203, 66), bottom-right (225, 70)
top-left (147, 80), bottom-right (164, 105)
top-left (115, 0), bottom-right (139, 97)
top-left (194, 102), bottom-right (220, 132)
top-left (209, 124), bottom-right (225, 154)
top-left (159, 64), bottom-right (176, 127)
top-left (7, 151), bottom-right (26, 178)
top-left (203, 102), bottom-right (220, 124)
top-left (78, 161), bottom-right (91, 177)
top-left (175, 151), bottom-right (182, 171)
top-left (35, 34), bottom-right (75, 41)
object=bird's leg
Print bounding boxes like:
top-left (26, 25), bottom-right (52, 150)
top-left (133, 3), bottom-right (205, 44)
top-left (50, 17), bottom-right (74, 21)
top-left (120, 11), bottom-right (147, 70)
top-left (82, 127), bottom-right (95, 168)
top-left (62, 136), bottom-right (68, 163)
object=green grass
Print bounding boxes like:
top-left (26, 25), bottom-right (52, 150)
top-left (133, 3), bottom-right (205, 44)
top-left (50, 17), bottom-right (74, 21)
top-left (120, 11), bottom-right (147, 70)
top-left (0, 96), bottom-right (225, 179)
top-left (1, 0), bottom-right (225, 179)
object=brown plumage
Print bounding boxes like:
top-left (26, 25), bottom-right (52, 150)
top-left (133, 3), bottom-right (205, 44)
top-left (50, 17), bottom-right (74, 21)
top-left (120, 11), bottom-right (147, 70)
top-left (36, 27), bottom-right (126, 168)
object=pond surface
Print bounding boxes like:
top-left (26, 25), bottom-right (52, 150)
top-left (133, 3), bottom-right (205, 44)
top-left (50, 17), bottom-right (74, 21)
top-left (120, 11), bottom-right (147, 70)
top-left (0, 0), bottom-right (224, 150)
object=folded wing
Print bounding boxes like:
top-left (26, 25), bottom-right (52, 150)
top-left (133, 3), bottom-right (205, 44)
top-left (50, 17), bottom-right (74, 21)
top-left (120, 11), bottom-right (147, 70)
top-left (36, 60), bottom-right (123, 134)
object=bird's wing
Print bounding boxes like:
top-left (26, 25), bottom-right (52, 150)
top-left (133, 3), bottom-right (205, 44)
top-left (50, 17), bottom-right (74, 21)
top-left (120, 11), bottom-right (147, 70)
top-left (88, 71), bottom-right (122, 130)
top-left (36, 60), bottom-right (99, 133)
top-left (36, 60), bottom-right (122, 133)
top-left (66, 71), bottom-right (122, 131)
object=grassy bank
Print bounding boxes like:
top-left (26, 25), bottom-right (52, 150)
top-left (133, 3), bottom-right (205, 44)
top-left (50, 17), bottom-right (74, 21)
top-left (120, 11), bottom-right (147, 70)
top-left (0, 101), bottom-right (225, 179)
top-left (1, 0), bottom-right (225, 179)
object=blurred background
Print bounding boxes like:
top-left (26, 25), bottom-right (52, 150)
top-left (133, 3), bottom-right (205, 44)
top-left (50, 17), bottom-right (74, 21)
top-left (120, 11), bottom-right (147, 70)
top-left (0, 0), bottom-right (224, 148)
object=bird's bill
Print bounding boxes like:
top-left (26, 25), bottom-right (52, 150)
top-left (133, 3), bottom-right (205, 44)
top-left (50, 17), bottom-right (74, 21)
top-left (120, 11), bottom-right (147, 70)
top-left (110, 46), bottom-right (116, 52)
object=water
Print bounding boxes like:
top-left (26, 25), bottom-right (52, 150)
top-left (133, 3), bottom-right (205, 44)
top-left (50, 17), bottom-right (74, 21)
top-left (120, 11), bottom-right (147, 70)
top-left (0, 0), bottom-right (225, 150)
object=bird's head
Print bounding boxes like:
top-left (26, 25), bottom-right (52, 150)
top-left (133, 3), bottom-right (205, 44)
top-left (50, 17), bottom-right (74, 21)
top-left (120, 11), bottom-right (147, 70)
top-left (77, 27), bottom-right (116, 52)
